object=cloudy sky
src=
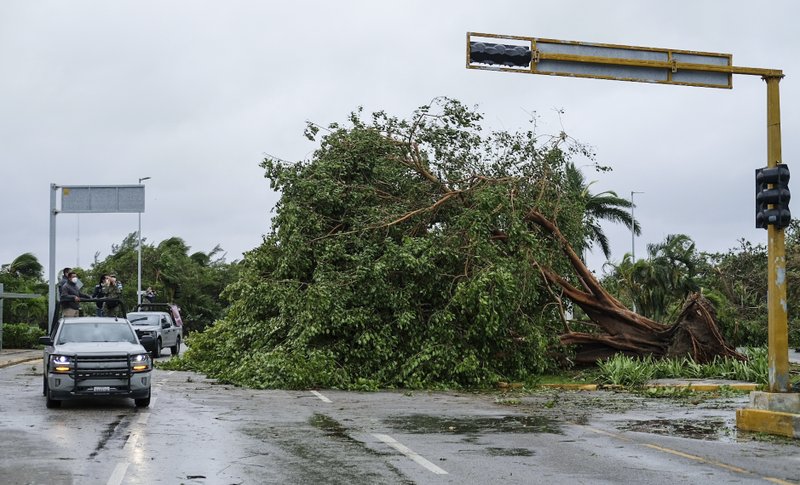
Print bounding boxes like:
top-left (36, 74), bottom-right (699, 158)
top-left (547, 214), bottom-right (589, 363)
top-left (2, 0), bottom-right (798, 282)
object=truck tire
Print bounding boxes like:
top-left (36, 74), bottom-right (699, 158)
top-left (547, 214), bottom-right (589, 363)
top-left (170, 337), bottom-right (181, 356)
top-left (46, 388), bottom-right (61, 408)
top-left (135, 389), bottom-right (151, 408)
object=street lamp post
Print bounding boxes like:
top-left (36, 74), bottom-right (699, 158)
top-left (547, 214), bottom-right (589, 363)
top-left (629, 191), bottom-right (643, 313)
top-left (630, 191), bottom-right (643, 262)
top-left (137, 177), bottom-right (151, 306)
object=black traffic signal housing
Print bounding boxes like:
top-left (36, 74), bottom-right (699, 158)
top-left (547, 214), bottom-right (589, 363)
top-left (755, 164), bottom-right (791, 229)
top-left (469, 42), bottom-right (532, 68)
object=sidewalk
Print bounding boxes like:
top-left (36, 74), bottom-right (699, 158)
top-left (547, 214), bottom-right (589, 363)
top-left (0, 348), bottom-right (42, 368)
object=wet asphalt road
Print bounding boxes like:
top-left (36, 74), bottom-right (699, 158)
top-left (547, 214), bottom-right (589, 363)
top-left (1, 357), bottom-right (799, 485)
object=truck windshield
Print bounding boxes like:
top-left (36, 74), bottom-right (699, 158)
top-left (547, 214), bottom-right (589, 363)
top-left (57, 322), bottom-right (137, 344)
top-left (128, 314), bottom-right (161, 326)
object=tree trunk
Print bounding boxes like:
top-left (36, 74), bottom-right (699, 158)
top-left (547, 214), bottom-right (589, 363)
top-left (525, 209), bottom-right (745, 364)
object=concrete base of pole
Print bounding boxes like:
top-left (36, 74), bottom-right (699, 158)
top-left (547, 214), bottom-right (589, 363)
top-left (736, 391), bottom-right (800, 438)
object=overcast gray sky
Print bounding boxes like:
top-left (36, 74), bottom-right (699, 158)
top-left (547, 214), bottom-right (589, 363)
top-left (2, 0), bottom-right (798, 280)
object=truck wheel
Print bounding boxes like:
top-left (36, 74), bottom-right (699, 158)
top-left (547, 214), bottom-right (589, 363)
top-left (170, 337), bottom-right (181, 356)
top-left (152, 339), bottom-right (161, 360)
top-left (135, 390), bottom-right (151, 408)
top-left (42, 375), bottom-right (48, 396)
top-left (46, 389), bottom-right (61, 408)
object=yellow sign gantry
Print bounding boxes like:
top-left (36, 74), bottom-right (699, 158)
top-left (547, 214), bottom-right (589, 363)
top-left (466, 32), bottom-right (789, 394)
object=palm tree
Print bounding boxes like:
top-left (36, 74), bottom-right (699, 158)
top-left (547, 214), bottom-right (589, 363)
top-left (604, 234), bottom-right (701, 321)
top-left (5, 253), bottom-right (44, 279)
top-left (566, 163), bottom-right (641, 259)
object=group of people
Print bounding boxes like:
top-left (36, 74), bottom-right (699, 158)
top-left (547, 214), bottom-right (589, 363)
top-left (58, 267), bottom-right (156, 317)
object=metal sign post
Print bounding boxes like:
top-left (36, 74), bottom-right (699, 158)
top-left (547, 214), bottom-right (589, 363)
top-left (47, 184), bottom-right (145, 333)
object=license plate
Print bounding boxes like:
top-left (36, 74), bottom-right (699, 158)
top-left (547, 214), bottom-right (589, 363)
top-left (93, 386), bottom-right (111, 393)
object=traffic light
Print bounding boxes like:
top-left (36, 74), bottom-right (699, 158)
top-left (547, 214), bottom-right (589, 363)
top-left (469, 42), bottom-right (531, 68)
top-left (755, 164), bottom-right (791, 229)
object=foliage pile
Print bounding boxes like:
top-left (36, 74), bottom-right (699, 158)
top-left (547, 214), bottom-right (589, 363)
top-left (170, 99), bottom-right (594, 389)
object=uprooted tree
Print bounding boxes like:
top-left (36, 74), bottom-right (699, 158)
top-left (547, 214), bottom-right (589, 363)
top-left (174, 98), bottom-right (742, 389)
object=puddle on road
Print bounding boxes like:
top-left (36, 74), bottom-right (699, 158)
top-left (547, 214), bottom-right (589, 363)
top-left (618, 417), bottom-right (738, 442)
top-left (309, 413), bottom-right (364, 447)
top-left (484, 447), bottom-right (535, 457)
top-left (246, 415), bottom-right (412, 485)
top-left (384, 414), bottom-right (562, 435)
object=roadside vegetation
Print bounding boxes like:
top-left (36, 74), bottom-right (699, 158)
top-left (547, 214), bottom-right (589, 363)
top-left (3, 99), bottom-right (799, 391)
top-left (1, 322), bottom-right (46, 348)
top-left (1, 238), bottom-right (238, 334)
top-left (595, 348), bottom-right (769, 388)
top-left (160, 99), bottom-right (799, 390)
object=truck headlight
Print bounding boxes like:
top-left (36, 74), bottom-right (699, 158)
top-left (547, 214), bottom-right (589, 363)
top-left (50, 354), bottom-right (74, 373)
top-left (131, 353), bottom-right (151, 372)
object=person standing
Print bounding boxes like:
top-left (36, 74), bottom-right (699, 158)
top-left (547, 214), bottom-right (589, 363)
top-left (145, 287), bottom-right (156, 303)
top-left (102, 274), bottom-right (123, 317)
top-left (57, 267), bottom-right (71, 294)
top-left (91, 274), bottom-right (109, 316)
top-left (59, 271), bottom-right (90, 317)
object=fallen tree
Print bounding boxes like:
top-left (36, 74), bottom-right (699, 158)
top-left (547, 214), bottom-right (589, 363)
top-left (174, 99), bottom-right (744, 389)
top-left (525, 208), bottom-right (745, 364)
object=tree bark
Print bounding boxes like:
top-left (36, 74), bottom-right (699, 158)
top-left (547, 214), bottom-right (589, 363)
top-left (525, 209), bottom-right (745, 364)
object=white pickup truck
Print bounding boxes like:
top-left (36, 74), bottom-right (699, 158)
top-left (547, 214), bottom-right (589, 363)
top-left (39, 312), bottom-right (154, 408)
top-left (127, 303), bottom-right (183, 359)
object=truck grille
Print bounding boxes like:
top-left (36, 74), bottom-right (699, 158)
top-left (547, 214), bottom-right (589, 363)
top-left (75, 355), bottom-right (132, 379)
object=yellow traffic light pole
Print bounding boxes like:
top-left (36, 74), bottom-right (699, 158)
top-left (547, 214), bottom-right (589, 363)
top-left (765, 76), bottom-right (790, 393)
top-left (468, 32), bottom-right (798, 437)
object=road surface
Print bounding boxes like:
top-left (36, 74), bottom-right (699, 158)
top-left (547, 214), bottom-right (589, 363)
top-left (1, 356), bottom-right (798, 484)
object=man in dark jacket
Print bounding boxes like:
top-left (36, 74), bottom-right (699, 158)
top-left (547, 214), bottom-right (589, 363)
top-left (60, 271), bottom-right (91, 317)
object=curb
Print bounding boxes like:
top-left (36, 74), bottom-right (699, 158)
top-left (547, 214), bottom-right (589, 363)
top-left (737, 408), bottom-right (800, 438)
top-left (0, 356), bottom-right (40, 369)
top-left (539, 382), bottom-right (758, 392)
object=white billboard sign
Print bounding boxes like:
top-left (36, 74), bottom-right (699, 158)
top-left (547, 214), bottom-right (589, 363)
top-left (61, 185), bottom-right (145, 213)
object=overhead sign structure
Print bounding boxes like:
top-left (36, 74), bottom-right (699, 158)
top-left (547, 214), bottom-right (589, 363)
top-left (61, 185), bottom-right (145, 214)
top-left (48, 184), bottom-right (147, 331)
top-left (467, 31), bottom-right (792, 403)
top-left (467, 32), bottom-right (781, 90)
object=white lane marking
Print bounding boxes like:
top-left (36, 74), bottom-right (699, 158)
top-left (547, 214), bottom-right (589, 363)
top-left (124, 409), bottom-right (152, 451)
top-left (310, 390), bottom-right (332, 403)
top-left (106, 462), bottom-right (129, 485)
top-left (123, 431), bottom-right (139, 452)
top-left (373, 433), bottom-right (448, 475)
top-left (106, 387), bottom-right (160, 485)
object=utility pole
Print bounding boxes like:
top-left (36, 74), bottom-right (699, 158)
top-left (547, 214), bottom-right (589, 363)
top-left (630, 191), bottom-right (643, 263)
